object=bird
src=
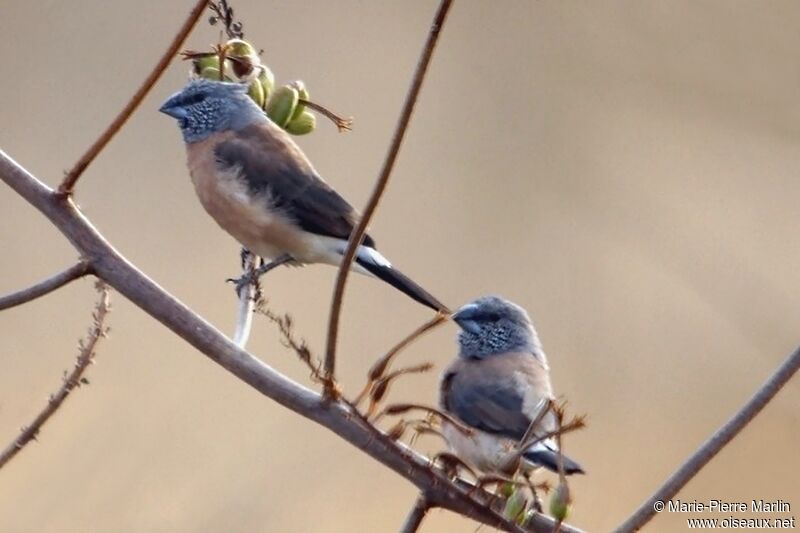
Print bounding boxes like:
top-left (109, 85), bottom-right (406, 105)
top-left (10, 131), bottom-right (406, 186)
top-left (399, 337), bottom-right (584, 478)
top-left (158, 79), bottom-right (447, 312)
top-left (439, 295), bottom-right (584, 477)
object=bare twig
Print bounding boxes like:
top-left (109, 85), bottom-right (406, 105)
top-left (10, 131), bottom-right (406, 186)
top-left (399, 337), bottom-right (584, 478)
top-left (232, 251), bottom-right (261, 347)
top-left (57, 0), bottom-right (208, 195)
top-left (299, 99), bottom-right (354, 132)
top-left (0, 281), bottom-right (110, 469)
top-left (0, 261), bottom-right (92, 311)
top-left (614, 345), bottom-right (800, 533)
top-left (323, 0), bottom-right (454, 398)
top-left (400, 493), bottom-right (431, 533)
top-left (354, 314), bottom-right (448, 407)
top-left (377, 403), bottom-right (473, 436)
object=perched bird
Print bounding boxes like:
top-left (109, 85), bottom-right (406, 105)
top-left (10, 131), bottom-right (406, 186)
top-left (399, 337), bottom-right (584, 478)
top-left (159, 79), bottom-right (446, 312)
top-left (439, 295), bottom-right (584, 476)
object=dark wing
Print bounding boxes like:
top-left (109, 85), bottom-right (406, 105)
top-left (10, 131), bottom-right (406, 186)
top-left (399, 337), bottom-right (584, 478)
top-left (441, 367), bottom-right (532, 441)
top-left (214, 123), bottom-right (375, 247)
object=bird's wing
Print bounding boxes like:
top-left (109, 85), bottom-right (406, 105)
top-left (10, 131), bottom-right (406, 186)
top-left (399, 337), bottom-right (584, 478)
top-left (441, 358), bottom-right (536, 441)
top-left (213, 123), bottom-right (375, 247)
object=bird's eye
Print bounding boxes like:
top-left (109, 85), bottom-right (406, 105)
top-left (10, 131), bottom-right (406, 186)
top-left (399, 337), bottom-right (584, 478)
top-left (484, 312), bottom-right (502, 322)
top-left (182, 93), bottom-right (207, 106)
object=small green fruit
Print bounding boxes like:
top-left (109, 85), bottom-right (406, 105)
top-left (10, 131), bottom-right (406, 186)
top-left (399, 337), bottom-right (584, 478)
top-left (549, 481), bottom-right (572, 523)
top-left (285, 110), bottom-right (316, 135)
top-left (199, 66), bottom-right (233, 82)
top-left (503, 488), bottom-right (527, 522)
top-left (248, 79), bottom-right (265, 108)
top-left (289, 80), bottom-right (310, 121)
top-left (266, 85), bottom-right (300, 128)
top-left (257, 66), bottom-right (275, 106)
top-left (225, 38), bottom-right (260, 80)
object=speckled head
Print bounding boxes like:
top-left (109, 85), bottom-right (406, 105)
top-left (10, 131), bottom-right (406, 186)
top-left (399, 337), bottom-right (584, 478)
top-left (159, 79), bottom-right (265, 143)
top-left (452, 295), bottom-right (546, 362)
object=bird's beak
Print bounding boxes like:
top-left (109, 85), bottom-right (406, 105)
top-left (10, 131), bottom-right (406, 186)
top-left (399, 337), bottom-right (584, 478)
top-left (452, 305), bottom-right (482, 335)
top-left (158, 94), bottom-right (187, 120)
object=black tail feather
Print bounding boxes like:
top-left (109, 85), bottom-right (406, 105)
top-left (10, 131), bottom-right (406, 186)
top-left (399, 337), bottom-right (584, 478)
top-left (355, 257), bottom-right (448, 313)
top-left (523, 449), bottom-right (585, 475)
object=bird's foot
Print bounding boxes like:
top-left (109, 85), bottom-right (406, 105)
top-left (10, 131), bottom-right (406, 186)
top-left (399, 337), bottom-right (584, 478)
top-left (227, 253), bottom-right (294, 297)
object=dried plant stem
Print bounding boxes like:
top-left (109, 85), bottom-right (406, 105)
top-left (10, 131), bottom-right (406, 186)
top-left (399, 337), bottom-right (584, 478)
top-left (57, 0), bottom-right (208, 195)
top-left (354, 314), bottom-right (447, 407)
top-left (0, 282), bottom-right (110, 470)
top-left (614, 345), bottom-right (800, 533)
top-left (400, 493), bottom-right (431, 533)
top-left (323, 0), bottom-right (454, 397)
top-left (0, 261), bottom-right (92, 311)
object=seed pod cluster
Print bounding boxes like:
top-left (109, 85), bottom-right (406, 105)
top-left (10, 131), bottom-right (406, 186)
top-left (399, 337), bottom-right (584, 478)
top-left (190, 38), bottom-right (315, 135)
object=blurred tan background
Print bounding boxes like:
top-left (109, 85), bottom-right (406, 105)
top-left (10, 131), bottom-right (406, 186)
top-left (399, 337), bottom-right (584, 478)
top-left (1, 1), bottom-right (799, 531)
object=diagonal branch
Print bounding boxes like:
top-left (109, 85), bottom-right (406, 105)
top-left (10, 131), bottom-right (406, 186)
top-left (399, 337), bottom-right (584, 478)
top-left (0, 261), bottom-right (92, 311)
top-left (57, 0), bottom-right (208, 195)
top-left (400, 493), bottom-right (431, 533)
top-left (614, 345), bottom-right (800, 533)
top-left (323, 0), bottom-right (454, 397)
top-left (0, 150), bottom-right (581, 533)
top-left (0, 281), bottom-right (110, 470)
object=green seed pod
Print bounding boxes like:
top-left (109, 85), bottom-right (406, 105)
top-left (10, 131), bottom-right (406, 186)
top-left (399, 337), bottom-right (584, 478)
top-left (266, 85), bottom-right (299, 128)
top-left (192, 54), bottom-right (220, 76)
top-left (257, 66), bottom-right (275, 106)
top-left (226, 38), bottom-right (260, 80)
top-left (247, 79), bottom-right (265, 109)
top-left (289, 80), bottom-right (310, 121)
top-left (199, 66), bottom-right (233, 82)
top-left (285, 110), bottom-right (316, 135)
top-left (503, 488), bottom-right (527, 522)
top-left (549, 481), bottom-right (572, 523)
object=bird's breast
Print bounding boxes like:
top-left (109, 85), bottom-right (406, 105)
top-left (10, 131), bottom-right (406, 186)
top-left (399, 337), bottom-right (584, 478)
top-left (185, 135), bottom-right (309, 261)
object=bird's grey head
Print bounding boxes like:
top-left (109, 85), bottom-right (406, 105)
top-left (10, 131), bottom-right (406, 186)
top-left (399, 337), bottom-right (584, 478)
top-left (452, 295), bottom-right (546, 361)
top-left (159, 79), bottom-right (264, 143)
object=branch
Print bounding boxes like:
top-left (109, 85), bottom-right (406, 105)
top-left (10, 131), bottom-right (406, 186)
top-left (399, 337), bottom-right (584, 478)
top-left (0, 151), bottom-right (582, 533)
top-left (323, 0), bottom-right (454, 397)
top-left (0, 281), bottom-right (110, 469)
top-left (614, 345), bottom-right (800, 532)
top-left (0, 261), bottom-right (92, 311)
top-left (400, 493), bottom-right (431, 533)
top-left (57, 0), bottom-right (208, 195)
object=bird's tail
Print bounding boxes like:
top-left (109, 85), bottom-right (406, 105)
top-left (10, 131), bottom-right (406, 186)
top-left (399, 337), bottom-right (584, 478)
top-left (354, 247), bottom-right (448, 313)
top-left (523, 440), bottom-right (585, 475)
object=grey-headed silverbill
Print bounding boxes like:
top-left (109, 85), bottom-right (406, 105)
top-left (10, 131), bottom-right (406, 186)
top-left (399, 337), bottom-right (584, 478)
top-left (159, 79), bottom-right (446, 312)
top-left (439, 295), bottom-right (584, 475)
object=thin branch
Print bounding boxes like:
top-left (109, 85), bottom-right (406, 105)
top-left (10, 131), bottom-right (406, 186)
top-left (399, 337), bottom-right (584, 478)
top-left (0, 261), bottom-right (92, 311)
top-left (614, 345), bottom-right (800, 533)
top-left (299, 99), bottom-right (353, 132)
top-left (0, 150), bottom-right (582, 533)
top-left (400, 493), bottom-right (431, 533)
top-left (323, 0), bottom-right (454, 397)
top-left (57, 0), bottom-right (208, 195)
top-left (354, 314), bottom-right (448, 407)
top-left (0, 281), bottom-right (110, 470)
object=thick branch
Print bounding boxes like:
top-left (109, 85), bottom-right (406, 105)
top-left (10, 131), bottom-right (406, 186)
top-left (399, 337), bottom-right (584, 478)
top-left (400, 494), bottom-right (431, 533)
top-left (0, 150), bottom-right (581, 533)
top-left (0, 261), bottom-right (92, 311)
top-left (323, 0), bottom-right (453, 396)
top-left (614, 345), bottom-right (800, 532)
top-left (0, 282), bottom-right (110, 469)
top-left (57, 0), bottom-right (208, 195)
